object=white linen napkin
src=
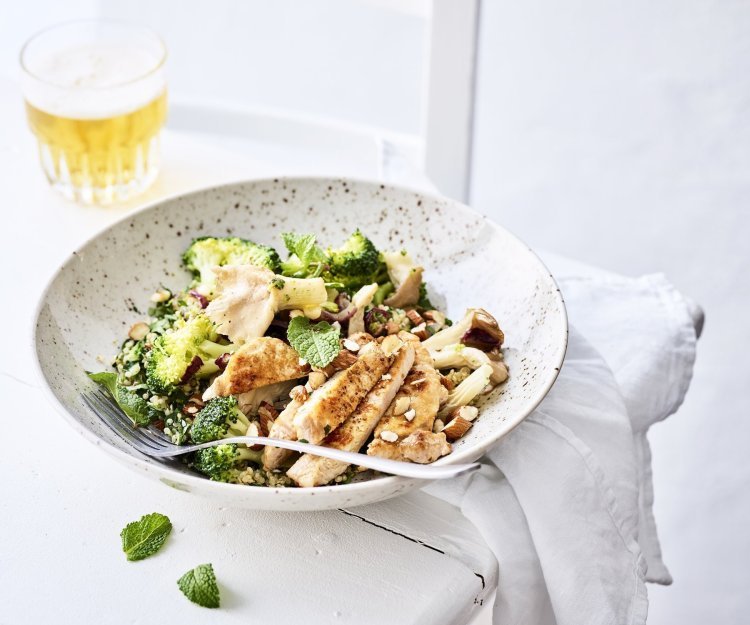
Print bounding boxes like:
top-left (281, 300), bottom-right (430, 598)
top-left (426, 269), bottom-right (697, 625)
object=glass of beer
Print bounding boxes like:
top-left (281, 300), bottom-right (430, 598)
top-left (20, 20), bottom-right (167, 205)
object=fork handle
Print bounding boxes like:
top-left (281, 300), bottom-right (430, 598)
top-left (178, 436), bottom-right (480, 481)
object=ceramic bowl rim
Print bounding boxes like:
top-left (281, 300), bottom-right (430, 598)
top-left (32, 175), bottom-right (568, 501)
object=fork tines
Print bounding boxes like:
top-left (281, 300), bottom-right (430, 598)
top-left (82, 389), bottom-right (171, 454)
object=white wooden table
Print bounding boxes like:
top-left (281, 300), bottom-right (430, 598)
top-left (0, 76), bottom-right (495, 625)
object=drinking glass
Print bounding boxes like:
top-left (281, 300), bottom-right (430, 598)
top-left (20, 20), bottom-right (167, 205)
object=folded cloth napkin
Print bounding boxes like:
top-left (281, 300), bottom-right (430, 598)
top-left (425, 268), bottom-right (698, 625)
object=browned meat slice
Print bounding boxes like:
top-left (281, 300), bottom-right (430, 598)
top-left (203, 337), bottom-right (309, 400)
top-left (292, 342), bottom-right (391, 444)
top-left (286, 341), bottom-right (415, 487)
top-left (262, 395), bottom-right (304, 470)
top-left (368, 430), bottom-right (451, 464)
top-left (367, 332), bottom-right (446, 458)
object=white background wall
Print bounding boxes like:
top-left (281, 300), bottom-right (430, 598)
top-left (470, 3), bottom-right (749, 623)
top-left (2, 1), bottom-right (747, 622)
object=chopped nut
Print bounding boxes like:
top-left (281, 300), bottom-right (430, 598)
top-left (380, 334), bottom-right (403, 356)
top-left (432, 419), bottom-right (445, 433)
top-left (423, 310), bottom-right (446, 326)
top-left (128, 322), bottom-right (149, 341)
top-left (290, 385), bottom-right (309, 402)
top-left (307, 370), bottom-right (327, 390)
top-left (182, 403), bottom-right (200, 415)
top-left (393, 396), bottom-right (411, 415)
top-left (257, 402), bottom-right (278, 436)
top-left (246, 422), bottom-right (264, 450)
top-left (150, 288), bottom-right (171, 303)
top-left (405, 309), bottom-right (425, 326)
top-left (380, 430), bottom-right (398, 443)
top-left (448, 405), bottom-right (479, 422)
top-left (342, 338), bottom-right (361, 352)
top-left (403, 408), bottom-right (416, 422)
top-left (326, 348), bottom-right (359, 373)
top-left (411, 323), bottom-right (428, 340)
top-left (439, 375), bottom-right (455, 391)
top-left (385, 320), bottom-right (401, 335)
top-left (188, 393), bottom-right (205, 408)
top-left (441, 416), bottom-right (473, 441)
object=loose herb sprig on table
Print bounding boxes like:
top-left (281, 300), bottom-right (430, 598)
top-left (120, 513), bottom-right (221, 608)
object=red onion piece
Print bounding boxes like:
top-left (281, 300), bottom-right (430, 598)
top-left (180, 355), bottom-right (204, 384)
top-left (189, 289), bottom-right (209, 309)
top-left (320, 305), bottom-right (358, 323)
top-left (461, 328), bottom-right (502, 351)
top-left (364, 306), bottom-right (392, 337)
top-left (215, 353), bottom-right (231, 371)
top-left (335, 292), bottom-right (351, 309)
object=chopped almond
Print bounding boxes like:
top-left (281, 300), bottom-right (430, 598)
top-left (441, 416), bottom-right (473, 441)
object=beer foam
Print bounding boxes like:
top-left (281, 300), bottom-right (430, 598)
top-left (23, 43), bottom-right (165, 119)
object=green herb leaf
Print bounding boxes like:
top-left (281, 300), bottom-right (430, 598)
top-left (120, 512), bottom-right (172, 561)
top-left (282, 232), bottom-right (326, 265)
top-left (286, 316), bottom-right (341, 368)
top-left (177, 563), bottom-right (220, 608)
top-left (417, 282), bottom-right (434, 310)
top-left (88, 372), bottom-right (151, 426)
top-left (280, 233), bottom-right (329, 278)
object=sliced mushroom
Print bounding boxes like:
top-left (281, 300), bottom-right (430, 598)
top-left (423, 308), bottom-right (504, 352)
top-left (382, 251), bottom-right (424, 308)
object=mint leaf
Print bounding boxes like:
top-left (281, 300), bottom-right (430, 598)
top-left (282, 232), bottom-right (326, 265)
top-left (120, 512), bottom-right (172, 561)
top-left (177, 563), bottom-right (220, 608)
top-left (287, 316), bottom-right (341, 368)
top-left (88, 372), bottom-right (151, 426)
top-left (280, 232), bottom-right (328, 278)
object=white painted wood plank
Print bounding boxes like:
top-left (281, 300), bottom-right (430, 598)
top-left (0, 377), bottom-right (485, 625)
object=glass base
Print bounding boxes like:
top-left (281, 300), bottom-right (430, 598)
top-left (37, 135), bottom-right (161, 206)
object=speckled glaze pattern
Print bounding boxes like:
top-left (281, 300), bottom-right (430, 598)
top-left (34, 177), bottom-right (568, 511)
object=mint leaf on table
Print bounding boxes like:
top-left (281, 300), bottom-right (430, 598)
top-left (120, 513), bottom-right (172, 561)
top-left (88, 371), bottom-right (151, 426)
top-left (177, 563), bottom-right (220, 608)
top-left (286, 316), bottom-right (341, 368)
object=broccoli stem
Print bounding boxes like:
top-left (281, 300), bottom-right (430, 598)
top-left (236, 446), bottom-right (263, 465)
top-left (200, 340), bottom-right (235, 359)
top-left (230, 409), bottom-right (251, 436)
top-left (194, 340), bottom-right (236, 378)
top-left (275, 276), bottom-right (328, 312)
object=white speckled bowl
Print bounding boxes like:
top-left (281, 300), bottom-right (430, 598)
top-left (34, 177), bottom-right (567, 511)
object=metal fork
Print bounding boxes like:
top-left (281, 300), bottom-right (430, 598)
top-left (82, 389), bottom-right (480, 481)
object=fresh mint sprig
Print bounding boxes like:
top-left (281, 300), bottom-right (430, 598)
top-left (177, 563), bottom-right (221, 608)
top-left (120, 512), bottom-right (172, 561)
top-left (287, 316), bottom-right (341, 368)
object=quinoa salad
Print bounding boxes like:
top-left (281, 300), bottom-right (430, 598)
top-left (89, 230), bottom-right (509, 487)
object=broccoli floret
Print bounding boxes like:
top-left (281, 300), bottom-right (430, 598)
top-left (190, 396), bottom-right (251, 444)
top-left (145, 314), bottom-right (234, 394)
top-left (327, 230), bottom-right (387, 292)
top-left (193, 444), bottom-right (262, 483)
top-left (183, 236), bottom-right (281, 291)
